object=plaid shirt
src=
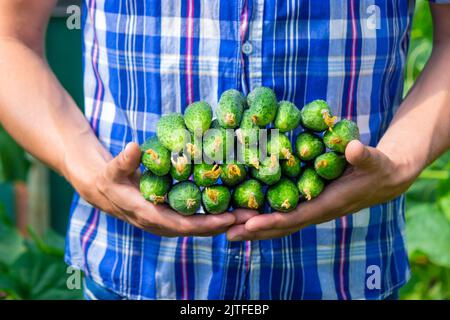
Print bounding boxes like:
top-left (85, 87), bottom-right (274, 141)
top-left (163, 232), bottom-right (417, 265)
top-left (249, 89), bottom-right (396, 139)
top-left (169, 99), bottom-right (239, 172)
top-left (65, 0), bottom-right (448, 300)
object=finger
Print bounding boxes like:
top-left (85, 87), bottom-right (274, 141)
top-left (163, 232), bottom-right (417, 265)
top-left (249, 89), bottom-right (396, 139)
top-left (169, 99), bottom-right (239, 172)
top-left (244, 210), bottom-right (305, 233)
top-left (345, 140), bottom-right (380, 168)
top-left (175, 212), bottom-right (237, 235)
top-left (106, 142), bottom-right (141, 180)
top-left (245, 178), bottom-right (359, 232)
top-left (140, 205), bottom-right (236, 236)
top-left (233, 209), bottom-right (260, 225)
top-left (227, 224), bottom-right (298, 241)
top-left (104, 181), bottom-right (236, 236)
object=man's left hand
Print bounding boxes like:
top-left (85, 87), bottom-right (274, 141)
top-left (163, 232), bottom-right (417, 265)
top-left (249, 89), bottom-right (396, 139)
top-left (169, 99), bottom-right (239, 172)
top-left (227, 140), bottom-right (417, 241)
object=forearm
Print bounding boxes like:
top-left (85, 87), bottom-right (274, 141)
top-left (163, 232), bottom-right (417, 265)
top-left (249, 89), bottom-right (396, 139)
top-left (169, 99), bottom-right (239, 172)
top-left (377, 40), bottom-right (450, 179)
top-left (0, 38), bottom-right (111, 187)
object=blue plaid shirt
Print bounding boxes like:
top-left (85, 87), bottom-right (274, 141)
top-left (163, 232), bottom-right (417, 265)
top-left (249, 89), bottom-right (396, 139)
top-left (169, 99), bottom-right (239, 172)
top-left (65, 0), bottom-right (448, 300)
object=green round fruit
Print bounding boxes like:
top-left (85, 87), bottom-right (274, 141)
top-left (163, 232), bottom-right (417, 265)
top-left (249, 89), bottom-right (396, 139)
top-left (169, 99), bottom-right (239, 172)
top-left (193, 163), bottom-right (222, 187)
top-left (323, 119), bottom-right (360, 153)
top-left (168, 181), bottom-right (201, 215)
top-left (140, 137), bottom-right (171, 176)
top-left (267, 133), bottom-right (293, 160)
top-left (295, 132), bottom-right (325, 161)
top-left (267, 178), bottom-right (300, 213)
top-left (170, 154), bottom-right (192, 181)
top-left (251, 154), bottom-right (282, 186)
top-left (274, 101), bottom-right (301, 132)
top-left (216, 89), bottom-right (245, 129)
top-left (184, 101), bottom-right (213, 136)
top-left (203, 127), bottom-right (233, 163)
top-left (247, 87), bottom-right (278, 127)
top-left (314, 152), bottom-right (347, 180)
top-left (236, 109), bottom-right (259, 147)
top-left (297, 167), bottom-right (325, 200)
top-left (300, 100), bottom-right (336, 132)
top-left (233, 179), bottom-right (264, 210)
top-left (280, 155), bottom-right (302, 178)
top-left (220, 162), bottom-right (246, 187)
top-left (157, 113), bottom-right (189, 152)
top-left (202, 185), bottom-right (231, 214)
top-left (185, 132), bottom-right (202, 162)
top-left (139, 171), bottom-right (172, 204)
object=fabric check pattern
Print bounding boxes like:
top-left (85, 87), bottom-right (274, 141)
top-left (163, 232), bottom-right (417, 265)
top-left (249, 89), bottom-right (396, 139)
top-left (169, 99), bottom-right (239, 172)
top-left (65, 0), bottom-right (449, 299)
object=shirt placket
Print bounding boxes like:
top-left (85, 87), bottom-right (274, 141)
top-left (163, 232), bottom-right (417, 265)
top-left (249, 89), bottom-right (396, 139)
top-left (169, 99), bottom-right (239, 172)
top-left (240, 0), bottom-right (263, 93)
top-left (236, 0), bottom-right (262, 300)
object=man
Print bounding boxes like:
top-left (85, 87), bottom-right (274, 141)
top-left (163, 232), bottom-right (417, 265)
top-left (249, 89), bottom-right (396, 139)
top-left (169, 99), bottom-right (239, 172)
top-left (0, 0), bottom-right (449, 300)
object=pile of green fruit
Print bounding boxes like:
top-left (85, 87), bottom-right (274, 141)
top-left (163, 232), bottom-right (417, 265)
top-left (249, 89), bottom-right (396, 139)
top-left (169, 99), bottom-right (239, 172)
top-left (139, 87), bottom-right (360, 215)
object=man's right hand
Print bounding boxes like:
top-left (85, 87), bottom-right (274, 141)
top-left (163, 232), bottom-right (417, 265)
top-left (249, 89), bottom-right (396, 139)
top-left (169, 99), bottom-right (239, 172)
top-left (75, 142), bottom-right (236, 237)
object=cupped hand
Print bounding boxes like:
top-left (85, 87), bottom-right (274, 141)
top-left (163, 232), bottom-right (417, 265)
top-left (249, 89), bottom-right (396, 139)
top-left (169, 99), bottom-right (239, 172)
top-left (74, 142), bottom-right (235, 237)
top-left (226, 140), bottom-right (416, 241)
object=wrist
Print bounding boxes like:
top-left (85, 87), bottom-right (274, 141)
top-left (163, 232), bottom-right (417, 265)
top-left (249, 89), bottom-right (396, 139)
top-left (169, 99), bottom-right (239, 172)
top-left (61, 140), bottom-right (112, 199)
top-left (376, 140), bottom-right (423, 192)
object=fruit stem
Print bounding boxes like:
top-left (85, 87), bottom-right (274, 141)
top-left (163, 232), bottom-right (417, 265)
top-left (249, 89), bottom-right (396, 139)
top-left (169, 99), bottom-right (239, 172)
top-left (248, 194), bottom-right (259, 209)
top-left (250, 115), bottom-right (258, 124)
top-left (150, 195), bottom-right (165, 204)
top-left (304, 188), bottom-right (312, 201)
top-left (206, 187), bottom-right (219, 204)
top-left (227, 164), bottom-right (241, 178)
top-left (250, 157), bottom-right (260, 169)
top-left (269, 154), bottom-right (278, 169)
top-left (186, 143), bottom-right (198, 157)
top-left (287, 155), bottom-right (296, 166)
top-left (329, 137), bottom-right (342, 145)
top-left (146, 149), bottom-right (160, 164)
top-left (172, 155), bottom-right (188, 174)
top-left (300, 146), bottom-right (309, 157)
top-left (316, 159), bottom-right (328, 169)
top-left (281, 148), bottom-right (292, 160)
top-left (281, 199), bottom-right (291, 209)
top-left (225, 113), bottom-right (236, 126)
top-left (322, 110), bottom-right (337, 130)
top-left (214, 136), bottom-right (223, 151)
top-left (203, 164), bottom-right (222, 179)
top-left (186, 199), bottom-right (197, 209)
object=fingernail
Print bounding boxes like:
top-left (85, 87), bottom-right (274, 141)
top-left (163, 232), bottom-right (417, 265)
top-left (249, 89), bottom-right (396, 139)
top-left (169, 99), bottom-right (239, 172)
top-left (124, 143), bottom-right (132, 160)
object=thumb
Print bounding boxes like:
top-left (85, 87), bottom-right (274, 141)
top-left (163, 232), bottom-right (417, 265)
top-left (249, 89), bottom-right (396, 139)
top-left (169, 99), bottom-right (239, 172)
top-left (345, 140), bottom-right (381, 168)
top-left (107, 142), bottom-right (142, 180)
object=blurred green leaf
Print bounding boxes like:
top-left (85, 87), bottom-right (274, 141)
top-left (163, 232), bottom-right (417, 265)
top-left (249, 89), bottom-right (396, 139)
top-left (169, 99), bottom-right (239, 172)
top-left (0, 126), bottom-right (29, 183)
top-left (400, 263), bottom-right (450, 300)
top-left (0, 212), bottom-right (82, 300)
top-left (5, 250), bottom-right (80, 300)
top-left (406, 179), bottom-right (438, 206)
top-left (26, 227), bottom-right (65, 257)
top-left (406, 204), bottom-right (450, 267)
top-left (437, 179), bottom-right (450, 221)
top-left (429, 151), bottom-right (450, 170)
top-left (0, 223), bottom-right (25, 267)
top-left (403, 0), bottom-right (433, 96)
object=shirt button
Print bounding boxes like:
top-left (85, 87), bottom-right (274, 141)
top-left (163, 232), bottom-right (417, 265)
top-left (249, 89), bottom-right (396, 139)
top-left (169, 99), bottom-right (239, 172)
top-left (242, 41), bottom-right (253, 55)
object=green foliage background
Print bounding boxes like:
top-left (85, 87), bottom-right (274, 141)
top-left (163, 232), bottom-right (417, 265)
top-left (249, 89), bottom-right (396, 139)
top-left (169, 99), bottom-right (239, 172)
top-left (0, 0), bottom-right (448, 300)
top-left (399, 0), bottom-right (450, 300)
